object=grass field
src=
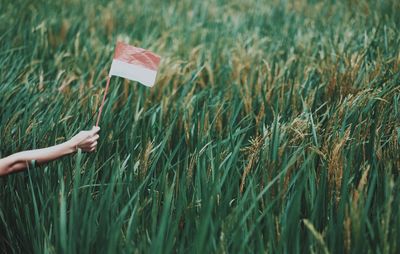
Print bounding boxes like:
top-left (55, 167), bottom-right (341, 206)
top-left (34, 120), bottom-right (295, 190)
top-left (1, 0), bottom-right (399, 253)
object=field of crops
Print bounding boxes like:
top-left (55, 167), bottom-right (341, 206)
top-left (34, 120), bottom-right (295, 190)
top-left (1, 0), bottom-right (399, 253)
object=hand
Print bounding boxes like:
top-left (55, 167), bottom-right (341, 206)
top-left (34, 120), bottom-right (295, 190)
top-left (68, 126), bottom-right (100, 152)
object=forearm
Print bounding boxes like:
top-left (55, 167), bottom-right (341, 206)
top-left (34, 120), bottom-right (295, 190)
top-left (0, 126), bottom-right (99, 176)
top-left (10, 141), bottom-right (76, 165)
top-left (0, 141), bottom-right (76, 176)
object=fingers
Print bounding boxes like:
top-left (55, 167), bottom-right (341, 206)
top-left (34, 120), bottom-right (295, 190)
top-left (89, 134), bottom-right (99, 143)
top-left (76, 126), bottom-right (101, 152)
top-left (88, 141), bottom-right (98, 152)
top-left (81, 138), bottom-right (99, 152)
top-left (87, 126), bottom-right (100, 140)
top-left (81, 139), bottom-right (98, 147)
top-left (91, 126), bottom-right (100, 135)
top-left (71, 127), bottom-right (101, 153)
top-left (90, 141), bottom-right (98, 149)
top-left (82, 147), bottom-right (96, 152)
top-left (81, 145), bottom-right (97, 152)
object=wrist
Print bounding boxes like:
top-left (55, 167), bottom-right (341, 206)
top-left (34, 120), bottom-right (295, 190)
top-left (65, 140), bottom-right (78, 154)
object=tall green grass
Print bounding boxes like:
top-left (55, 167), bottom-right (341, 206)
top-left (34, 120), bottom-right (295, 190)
top-left (1, 0), bottom-right (399, 253)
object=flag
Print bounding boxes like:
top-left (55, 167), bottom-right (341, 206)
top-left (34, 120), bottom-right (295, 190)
top-left (96, 41), bottom-right (161, 126)
top-left (109, 41), bottom-right (161, 87)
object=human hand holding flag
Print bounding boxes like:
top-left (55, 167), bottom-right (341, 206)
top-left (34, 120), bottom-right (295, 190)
top-left (96, 42), bottom-right (161, 126)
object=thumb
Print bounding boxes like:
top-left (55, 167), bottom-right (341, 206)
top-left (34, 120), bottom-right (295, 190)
top-left (91, 126), bottom-right (101, 134)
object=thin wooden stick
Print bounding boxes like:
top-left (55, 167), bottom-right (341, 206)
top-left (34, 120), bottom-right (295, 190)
top-left (95, 75), bottom-right (111, 126)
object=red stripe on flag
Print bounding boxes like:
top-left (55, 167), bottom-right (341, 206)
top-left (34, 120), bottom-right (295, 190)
top-left (113, 41), bottom-right (161, 71)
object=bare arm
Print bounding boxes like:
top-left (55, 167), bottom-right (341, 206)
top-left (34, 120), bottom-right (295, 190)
top-left (0, 126), bottom-right (100, 176)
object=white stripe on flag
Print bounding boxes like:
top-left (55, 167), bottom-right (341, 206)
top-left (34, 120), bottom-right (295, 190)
top-left (109, 59), bottom-right (158, 87)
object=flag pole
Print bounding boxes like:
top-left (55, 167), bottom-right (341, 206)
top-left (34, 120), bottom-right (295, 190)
top-left (95, 75), bottom-right (111, 127)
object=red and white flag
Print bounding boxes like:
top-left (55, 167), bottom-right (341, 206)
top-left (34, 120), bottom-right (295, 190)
top-left (96, 41), bottom-right (161, 126)
top-left (109, 42), bottom-right (161, 87)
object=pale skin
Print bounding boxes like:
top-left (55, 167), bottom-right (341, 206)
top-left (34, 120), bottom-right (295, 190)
top-left (0, 126), bottom-right (100, 176)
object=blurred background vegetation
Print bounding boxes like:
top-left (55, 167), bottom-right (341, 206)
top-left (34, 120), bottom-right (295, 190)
top-left (0, 0), bottom-right (399, 253)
